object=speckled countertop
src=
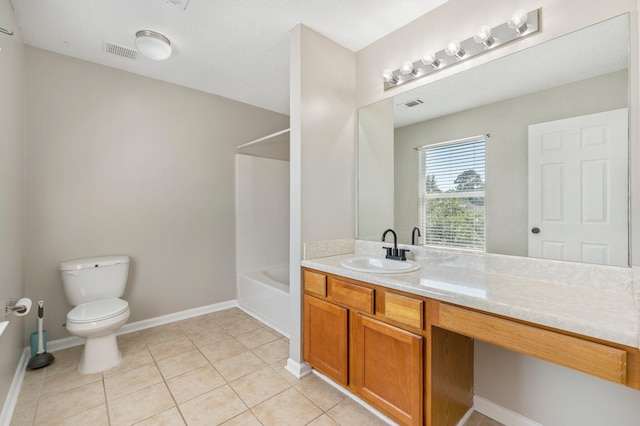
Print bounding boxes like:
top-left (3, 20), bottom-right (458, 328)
top-left (301, 241), bottom-right (640, 350)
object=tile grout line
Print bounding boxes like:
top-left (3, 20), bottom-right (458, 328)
top-left (203, 318), bottom-right (266, 424)
top-left (30, 370), bottom-right (43, 426)
top-left (101, 372), bottom-right (112, 426)
top-left (209, 313), bottom-right (271, 424)
top-left (175, 318), bottom-right (228, 424)
top-left (185, 316), bottom-right (294, 425)
top-left (148, 335), bottom-right (189, 426)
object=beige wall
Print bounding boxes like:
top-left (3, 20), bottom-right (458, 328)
top-left (289, 24), bottom-right (356, 366)
top-left (394, 70), bottom-right (628, 253)
top-left (0, 0), bottom-right (25, 414)
top-left (24, 47), bottom-right (289, 340)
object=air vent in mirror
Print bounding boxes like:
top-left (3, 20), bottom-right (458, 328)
top-left (401, 98), bottom-right (425, 108)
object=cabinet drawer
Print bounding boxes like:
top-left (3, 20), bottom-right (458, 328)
top-left (329, 278), bottom-right (374, 314)
top-left (438, 303), bottom-right (628, 385)
top-left (304, 270), bottom-right (327, 297)
top-left (385, 292), bottom-right (423, 329)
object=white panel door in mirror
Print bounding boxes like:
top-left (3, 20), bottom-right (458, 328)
top-left (528, 108), bottom-right (628, 266)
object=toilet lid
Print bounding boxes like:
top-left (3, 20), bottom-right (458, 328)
top-left (67, 298), bottom-right (129, 324)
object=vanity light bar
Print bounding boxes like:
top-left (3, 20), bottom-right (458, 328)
top-left (383, 9), bottom-right (540, 91)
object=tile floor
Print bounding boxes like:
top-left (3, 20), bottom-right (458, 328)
top-left (10, 307), bottom-right (502, 426)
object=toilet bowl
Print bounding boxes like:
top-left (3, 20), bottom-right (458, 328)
top-left (60, 255), bottom-right (131, 374)
top-left (66, 298), bottom-right (130, 374)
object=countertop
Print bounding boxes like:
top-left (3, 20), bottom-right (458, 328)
top-left (301, 252), bottom-right (639, 349)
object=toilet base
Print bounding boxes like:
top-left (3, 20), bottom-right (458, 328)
top-left (78, 332), bottom-right (122, 374)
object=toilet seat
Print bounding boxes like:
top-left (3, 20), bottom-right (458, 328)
top-left (67, 298), bottom-right (129, 324)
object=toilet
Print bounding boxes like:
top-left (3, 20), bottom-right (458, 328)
top-left (59, 255), bottom-right (131, 374)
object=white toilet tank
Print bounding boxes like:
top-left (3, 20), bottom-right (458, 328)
top-left (60, 255), bottom-right (130, 306)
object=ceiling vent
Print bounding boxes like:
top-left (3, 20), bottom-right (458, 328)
top-left (400, 98), bottom-right (425, 109)
top-left (103, 41), bottom-right (139, 60)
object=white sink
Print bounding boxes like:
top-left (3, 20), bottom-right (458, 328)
top-left (340, 256), bottom-right (421, 274)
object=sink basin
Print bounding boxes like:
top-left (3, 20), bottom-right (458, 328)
top-left (340, 256), bottom-right (421, 274)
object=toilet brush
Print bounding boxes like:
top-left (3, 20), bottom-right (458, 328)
top-left (27, 301), bottom-right (55, 369)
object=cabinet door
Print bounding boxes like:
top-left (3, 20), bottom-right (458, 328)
top-left (355, 314), bottom-right (423, 426)
top-left (303, 295), bottom-right (348, 385)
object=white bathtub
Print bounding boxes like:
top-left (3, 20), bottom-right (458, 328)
top-left (237, 264), bottom-right (290, 337)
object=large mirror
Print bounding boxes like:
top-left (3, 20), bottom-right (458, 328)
top-left (358, 14), bottom-right (630, 267)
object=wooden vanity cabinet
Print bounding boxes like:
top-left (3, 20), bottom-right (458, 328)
top-left (303, 266), bottom-right (640, 426)
top-left (303, 269), bottom-right (429, 425)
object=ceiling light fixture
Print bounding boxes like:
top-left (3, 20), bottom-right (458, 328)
top-left (382, 9), bottom-right (540, 90)
top-left (135, 30), bottom-right (172, 60)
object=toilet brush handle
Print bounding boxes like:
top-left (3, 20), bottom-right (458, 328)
top-left (37, 301), bottom-right (45, 354)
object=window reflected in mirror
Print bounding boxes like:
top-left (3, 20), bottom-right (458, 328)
top-left (418, 136), bottom-right (486, 250)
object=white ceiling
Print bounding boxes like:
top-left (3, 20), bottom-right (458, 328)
top-left (9, 0), bottom-right (449, 115)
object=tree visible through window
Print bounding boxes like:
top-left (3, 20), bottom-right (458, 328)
top-left (418, 137), bottom-right (486, 250)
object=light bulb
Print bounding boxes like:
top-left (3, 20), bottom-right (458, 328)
top-left (474, 25), bottom-right (495, 48)
top-left (421, 50), bottom-right (441, 68)
top-left (400, 61), bottom-right (418, 76)
top-left (445, 41), bottom-right (465, 59)
top-left (382, 69), bottom-right (399, 84)
top-left (508, 9), bottom-right (529, 35)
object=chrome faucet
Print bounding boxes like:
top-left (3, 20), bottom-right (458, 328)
top-left (411, 226), bottom-right (421, 245)
top-left (381, 228), bottom-right (409, 261)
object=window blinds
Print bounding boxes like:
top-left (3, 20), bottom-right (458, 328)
top-left (418, 137), bottom-right (486, 250)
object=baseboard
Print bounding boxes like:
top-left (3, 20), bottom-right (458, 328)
top-left (0, 348), bottom-right (30, 426)
top-left (455, 407), bottom-right (475, 426)
top-left (311, 369), bottom-right (396, 425)
top-left (474, 395), bottom-right (542, 426)
top-left (236, 304), bottom-right (290, 339)
top-left (48, 299), bottom-right (238, 352)
top-left (118, 300), bottom-right (238, 334)
top-left (284, 357), bottom-right (312, 379)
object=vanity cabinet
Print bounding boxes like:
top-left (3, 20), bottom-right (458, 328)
top-left (303, 265), bottom-right (640, 426)
top-left (303, 268), bottom-right (430, 426)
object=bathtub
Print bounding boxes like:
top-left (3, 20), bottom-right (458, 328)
top-left (237, 264), bottom-right (290, 337)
